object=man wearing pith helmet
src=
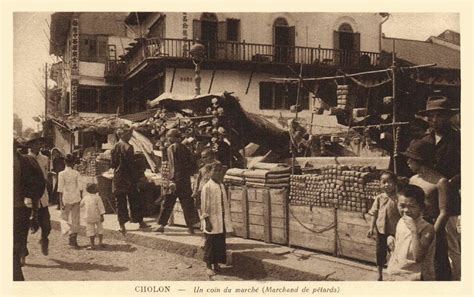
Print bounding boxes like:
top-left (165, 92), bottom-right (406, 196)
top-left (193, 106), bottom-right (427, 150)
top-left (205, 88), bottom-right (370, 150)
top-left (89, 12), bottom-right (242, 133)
top-left (156, 128), bottom-right (199, 234)
top-left (111, 126), bottom-right (149, 234)
top-left (418, 94), bottom-right (461, 281)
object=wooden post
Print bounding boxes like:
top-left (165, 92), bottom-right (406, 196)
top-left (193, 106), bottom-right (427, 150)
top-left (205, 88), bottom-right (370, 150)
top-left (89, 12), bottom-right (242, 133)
top-left (194, 61), bottom-right (201, 96)
top-left (391, 40), bottom-right (398, 174)
top-left (334, 206), bottom-right (338, 257)
top-left (44, 63), bottom-right (48, 118)
top-left (242, 186), bottom-right (249, 239)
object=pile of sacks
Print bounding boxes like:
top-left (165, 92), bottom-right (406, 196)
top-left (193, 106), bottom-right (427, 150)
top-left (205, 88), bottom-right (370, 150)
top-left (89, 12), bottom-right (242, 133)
top-left (224, 163), bottom-right (291, 188)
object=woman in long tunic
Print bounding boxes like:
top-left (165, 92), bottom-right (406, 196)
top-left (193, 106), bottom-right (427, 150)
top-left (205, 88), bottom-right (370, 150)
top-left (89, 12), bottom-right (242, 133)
top-left (401, 139), bottom-right (451, 280)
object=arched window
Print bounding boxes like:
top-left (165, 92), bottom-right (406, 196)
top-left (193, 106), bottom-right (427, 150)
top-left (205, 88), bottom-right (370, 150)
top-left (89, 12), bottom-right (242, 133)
top-left (274, 17), bottom-right (288, 27)
top-left (338, 23), bottom-right (353, 33)
top-left (334, 21), bottom-right (360, 66)
top-left (200, 13), bottom-right (217, 22)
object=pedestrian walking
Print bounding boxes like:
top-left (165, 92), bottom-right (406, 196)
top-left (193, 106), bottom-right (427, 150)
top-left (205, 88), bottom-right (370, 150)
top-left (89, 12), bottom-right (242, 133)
top-left (13, 138), bottom-right (45, 280)
top-left (80, 183), bottom-right (106, 250)
top-left (156, 129), bottom-right (199, 234)
top-left (200, 161), bottom-right (233, 276)
top-left (387, 185), bottom-right (435, 281)
top-left (57, 154), bottom-right (82, 249)
top-left (26, 137), bottom-right (51, 256)
top-left (367, 170), bottom-right (401, 281)
top-left (111, 126), bottom-right (149, 235)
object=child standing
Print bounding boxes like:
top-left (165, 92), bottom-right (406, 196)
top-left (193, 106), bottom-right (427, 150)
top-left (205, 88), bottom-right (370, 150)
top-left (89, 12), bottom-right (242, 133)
top-left (367, 171), bottom-right (401, 281)
top-left (80, 183), bottom-right (106, 250)
top-left (57, 154), bottom-right (82, 249)
top-left (200, 161), bottom-right (233, 276)
top-left (387, 185), bottom-right (435, 281)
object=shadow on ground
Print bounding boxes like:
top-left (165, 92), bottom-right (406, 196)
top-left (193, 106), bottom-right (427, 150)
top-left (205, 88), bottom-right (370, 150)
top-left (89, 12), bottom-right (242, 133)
top-left (27, 259), bottom-right (129, 273)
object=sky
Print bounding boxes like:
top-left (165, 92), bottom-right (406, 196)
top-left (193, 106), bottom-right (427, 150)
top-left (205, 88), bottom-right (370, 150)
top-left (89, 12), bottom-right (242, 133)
top-left (12, 12), bottom-right (460, 130)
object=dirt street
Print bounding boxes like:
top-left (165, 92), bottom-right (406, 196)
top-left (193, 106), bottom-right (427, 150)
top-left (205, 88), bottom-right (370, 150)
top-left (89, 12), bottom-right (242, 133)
top-left (21, 229), bottom-right (276, 281)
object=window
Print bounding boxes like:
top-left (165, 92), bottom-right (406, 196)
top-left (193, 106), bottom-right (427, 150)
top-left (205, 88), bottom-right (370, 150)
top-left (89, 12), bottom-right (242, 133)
top-left (79, 34), bottom-right (108, 63)
top-left (226, 18), bottom-right (240, 41)
top-left (259, 82), bottom-right (309, 110)
top-left (108, 45), bottom-right (117, 61)
top-left (78, 87), bottom-right (99, 112)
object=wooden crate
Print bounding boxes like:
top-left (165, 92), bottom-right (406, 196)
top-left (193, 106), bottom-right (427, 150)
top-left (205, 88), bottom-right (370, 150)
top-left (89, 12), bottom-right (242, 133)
top-left (229, 185), bottom-right (248, 239)
top-left (336, 210), bottom-right (376, 263)
top-left (289, 205), bottom-right (336, 254)
top-left (229, 185), bottom-right (288, 245)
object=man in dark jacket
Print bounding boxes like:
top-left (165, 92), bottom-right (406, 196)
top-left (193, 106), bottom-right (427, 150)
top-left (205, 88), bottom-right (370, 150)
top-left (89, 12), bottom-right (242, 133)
top-left (418, 95), bottom-right (461, 280)
top-left (156, 129), bottom-right (199, 234)
top-left (111, 127), bottom-right (149, 234)
top-left (13, 139), bottom-right (45, 281)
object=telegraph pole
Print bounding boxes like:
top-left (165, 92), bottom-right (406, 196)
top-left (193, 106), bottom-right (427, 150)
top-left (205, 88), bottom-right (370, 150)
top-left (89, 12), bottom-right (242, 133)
top-left (44, 62), bottom-right (48, 118)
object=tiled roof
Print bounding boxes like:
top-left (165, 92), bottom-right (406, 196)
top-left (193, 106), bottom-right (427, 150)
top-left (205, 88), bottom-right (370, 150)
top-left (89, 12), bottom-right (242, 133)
top-left (382, 37), bottom-right (460, 69)
top-left (119, 108), bottom-right (160, 122)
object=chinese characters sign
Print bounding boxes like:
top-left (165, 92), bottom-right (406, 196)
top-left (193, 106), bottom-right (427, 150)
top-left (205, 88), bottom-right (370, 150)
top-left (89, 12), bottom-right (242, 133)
top-left (182, 13), bottom-right (188, 55)
top-left (70, 79), bottom-right (78, 113)
top-left (71, 18), bottom-right (79, 75)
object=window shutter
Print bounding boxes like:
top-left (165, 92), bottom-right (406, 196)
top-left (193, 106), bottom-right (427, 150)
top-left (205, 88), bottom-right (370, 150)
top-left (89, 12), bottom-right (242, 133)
top-left (79, 35), bottom-right (90, 61)
top-left (259, 82), bottom-right (273, 110)
top-left (97, 36), bottom-right (108, 63)
top-left (193, 20), bottom-right (202, 41)
top-left (353, 32), bottom-right (361, 51)
top-left (289, 26), bottom-right (296, 63)
top-left (217, 21), bottom-right (227, 41)
top-left (333, 30), bottom-right (340, 49)
top-left (333, 31), bottom-right (341, 65)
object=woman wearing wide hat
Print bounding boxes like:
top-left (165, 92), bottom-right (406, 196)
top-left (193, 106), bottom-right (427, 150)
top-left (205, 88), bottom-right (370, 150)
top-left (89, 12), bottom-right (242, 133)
top-left (418, 95), bottom-right (461, 281)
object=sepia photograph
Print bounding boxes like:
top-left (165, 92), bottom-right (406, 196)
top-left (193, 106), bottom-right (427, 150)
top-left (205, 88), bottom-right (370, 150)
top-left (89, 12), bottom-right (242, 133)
top-left (3, 1), bottom-right (472, 296)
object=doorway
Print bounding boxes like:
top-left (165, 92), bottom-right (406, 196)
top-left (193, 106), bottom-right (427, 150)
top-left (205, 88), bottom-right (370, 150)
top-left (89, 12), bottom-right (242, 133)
top-left (273, 18), bottom-right (295, 63)
top-left (200, 13), bottom-right (218, 59)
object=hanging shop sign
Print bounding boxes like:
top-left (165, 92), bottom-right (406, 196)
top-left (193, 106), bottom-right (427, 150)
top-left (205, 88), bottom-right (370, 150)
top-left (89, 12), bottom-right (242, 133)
top-left (71, 18), bottom-right (79, 75)
top-left (182, 13), bottom-right (189, 55)
top-left (70, 79), bottom-right (79, 113)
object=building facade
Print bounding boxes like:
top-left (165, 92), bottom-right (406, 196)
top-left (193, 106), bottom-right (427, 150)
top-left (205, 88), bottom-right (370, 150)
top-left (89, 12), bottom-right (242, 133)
top-left (49, 12), bottom-right (134, 117)
top-left (122, 12), bottom-right (386, 125)
top-left (49, 12), bottom-right (134, 151)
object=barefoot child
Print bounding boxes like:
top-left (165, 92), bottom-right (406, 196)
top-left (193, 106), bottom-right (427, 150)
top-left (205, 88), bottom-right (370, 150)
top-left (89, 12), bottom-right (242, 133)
top-left (367, 171), bottom-right (401, 281)
top-left (80, 183), bottom-right (106, 250)
top-left (200, 161), bottom-right (233, 276)
top-left (387, 185), bottom-right (435, 281)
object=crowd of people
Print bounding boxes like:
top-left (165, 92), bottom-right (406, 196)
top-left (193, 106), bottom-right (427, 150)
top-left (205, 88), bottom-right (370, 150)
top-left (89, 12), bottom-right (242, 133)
top-left (367, 95), bottom-right (461, 281)
top-left (13, 95), bottom-right (460, 281)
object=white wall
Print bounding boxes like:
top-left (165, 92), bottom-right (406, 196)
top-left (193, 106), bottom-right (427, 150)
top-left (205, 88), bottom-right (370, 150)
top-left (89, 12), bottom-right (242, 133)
top-left (109, 36), bottom-right (136, 57)
top-left (163, 12), bottom-right (381, 52)
top-left (163, 67), bottom-right (342, 134)
top-left (79, 61), bottom-right (105, 78)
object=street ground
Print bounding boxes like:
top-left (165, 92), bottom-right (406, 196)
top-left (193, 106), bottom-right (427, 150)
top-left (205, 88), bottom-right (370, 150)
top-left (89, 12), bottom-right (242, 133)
top-left (21, 229), bottom-right (276, 281)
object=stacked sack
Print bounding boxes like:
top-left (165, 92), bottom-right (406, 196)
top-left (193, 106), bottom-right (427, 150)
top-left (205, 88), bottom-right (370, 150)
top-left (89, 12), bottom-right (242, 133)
top-left (224, 168), bottom-right (246, 186)
top-left (289, 165), bottom-right (379, 213)
top-left (244, 163), bottom-right (291, 188)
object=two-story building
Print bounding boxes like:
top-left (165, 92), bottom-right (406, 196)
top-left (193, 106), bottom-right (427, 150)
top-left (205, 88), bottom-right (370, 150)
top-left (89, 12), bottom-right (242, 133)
top-left (121, 12), bottom-right (386, 131)
top-left (48, 12), bottom-right (134, 152)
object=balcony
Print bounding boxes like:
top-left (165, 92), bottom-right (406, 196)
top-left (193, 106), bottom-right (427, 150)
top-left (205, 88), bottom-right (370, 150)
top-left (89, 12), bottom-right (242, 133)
top-left (123, 38), bottom-right (382, 77)
top-left (104, 60), bottom-right (127, 82)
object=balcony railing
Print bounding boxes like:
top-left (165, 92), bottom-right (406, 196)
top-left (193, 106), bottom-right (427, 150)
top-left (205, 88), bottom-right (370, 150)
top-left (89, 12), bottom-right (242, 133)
top-left (124, 38), bottom-right (382, 75)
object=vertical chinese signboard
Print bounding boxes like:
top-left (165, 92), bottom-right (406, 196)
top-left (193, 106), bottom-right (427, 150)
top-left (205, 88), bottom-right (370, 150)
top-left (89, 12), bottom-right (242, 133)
top-left (182, 13), bottom-right (188, 56)
top-left (70, 17), bottom-right (79, 112)
top-left (70, 79), bottom-right (79, 113)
